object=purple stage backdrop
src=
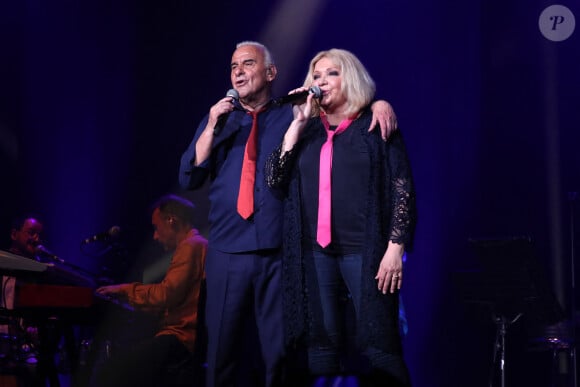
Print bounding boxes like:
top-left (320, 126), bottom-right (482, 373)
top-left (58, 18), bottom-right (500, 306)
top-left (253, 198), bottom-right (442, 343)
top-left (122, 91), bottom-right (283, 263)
top-left (1, 1), bottom-right (578, 386)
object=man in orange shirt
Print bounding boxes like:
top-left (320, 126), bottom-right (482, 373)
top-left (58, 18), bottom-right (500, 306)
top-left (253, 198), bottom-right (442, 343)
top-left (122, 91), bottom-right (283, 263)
top-left (94, 194), bottom-right (207, 387)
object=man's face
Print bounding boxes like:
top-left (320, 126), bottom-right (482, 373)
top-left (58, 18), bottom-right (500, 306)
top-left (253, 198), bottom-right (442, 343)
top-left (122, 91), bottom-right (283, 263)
top-left (11, 218), bottom-right (43, 258)
top-left (152, 208), bottom-right (177, 251)
top-left (230, 45), bottom-right (275, 106)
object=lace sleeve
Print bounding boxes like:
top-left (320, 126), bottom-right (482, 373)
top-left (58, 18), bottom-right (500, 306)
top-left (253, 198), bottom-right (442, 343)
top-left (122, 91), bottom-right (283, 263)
top-left (386, 131), bottom-right (417, 249)
top-left (265, 144), bottom-right (298, 189)
top-left (389, 177), bottom-right (416, 246)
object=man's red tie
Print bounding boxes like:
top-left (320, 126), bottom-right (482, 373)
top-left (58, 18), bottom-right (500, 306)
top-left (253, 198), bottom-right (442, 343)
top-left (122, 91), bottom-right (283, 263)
top-left (316, 113), bottom-right (354, 248)
top-left (237, 110), bottom-right (262, 219)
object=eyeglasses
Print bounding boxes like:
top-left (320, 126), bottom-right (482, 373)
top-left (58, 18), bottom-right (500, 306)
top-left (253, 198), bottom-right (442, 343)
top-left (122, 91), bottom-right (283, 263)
top-left (20, 229), bottom-right (42, 239)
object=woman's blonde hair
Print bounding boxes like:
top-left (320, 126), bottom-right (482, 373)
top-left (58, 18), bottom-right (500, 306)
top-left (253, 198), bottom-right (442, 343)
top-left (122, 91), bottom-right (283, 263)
top-left (302, 48), bottom-right (376, 117)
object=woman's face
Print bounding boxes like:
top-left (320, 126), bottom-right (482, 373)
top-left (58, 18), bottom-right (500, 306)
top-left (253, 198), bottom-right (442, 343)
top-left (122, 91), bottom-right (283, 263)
top-left (311, 57), bottom-right (347, 113)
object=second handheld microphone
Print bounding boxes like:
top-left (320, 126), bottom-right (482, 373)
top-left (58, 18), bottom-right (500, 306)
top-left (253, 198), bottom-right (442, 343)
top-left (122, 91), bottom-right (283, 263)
top-left (272, 86), bottom-right (322, 106)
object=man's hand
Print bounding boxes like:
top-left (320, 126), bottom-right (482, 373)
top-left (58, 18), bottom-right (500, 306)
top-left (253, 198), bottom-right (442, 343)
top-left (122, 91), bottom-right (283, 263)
top-left (96, 284), bottom-right (126, 298)
top-left (369, 100), bottom-right (398, 141)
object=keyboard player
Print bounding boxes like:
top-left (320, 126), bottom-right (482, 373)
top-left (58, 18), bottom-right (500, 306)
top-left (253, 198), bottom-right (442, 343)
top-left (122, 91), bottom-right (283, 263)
top-left (92, 194), bottom-right (207, 387)
top-left (0, 216), bottom-right (79, 387)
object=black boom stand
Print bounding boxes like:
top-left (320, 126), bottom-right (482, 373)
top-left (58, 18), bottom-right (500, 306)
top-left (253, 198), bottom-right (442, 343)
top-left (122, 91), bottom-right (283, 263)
top-left (461, 237), bottom-right (565, 387)
top-left (568, 191), bottom-right (579, 387)
top-left (490, 312), bottom-right (523, 387)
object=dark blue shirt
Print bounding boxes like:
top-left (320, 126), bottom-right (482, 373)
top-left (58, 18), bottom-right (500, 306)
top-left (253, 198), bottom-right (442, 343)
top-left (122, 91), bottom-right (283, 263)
top-left (298, 120), bottom-right (370, 254)
top-left (179, 104), bottom-right (293, 253)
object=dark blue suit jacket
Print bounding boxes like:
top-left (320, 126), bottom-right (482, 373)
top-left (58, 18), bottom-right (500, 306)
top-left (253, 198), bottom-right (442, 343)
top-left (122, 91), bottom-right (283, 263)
top-left (179, 103), bottom-right (293, 253)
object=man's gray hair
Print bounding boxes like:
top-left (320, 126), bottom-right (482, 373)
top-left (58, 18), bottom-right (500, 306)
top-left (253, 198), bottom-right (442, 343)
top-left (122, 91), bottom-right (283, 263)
top-left (236, 41), bottom-right (275, 67)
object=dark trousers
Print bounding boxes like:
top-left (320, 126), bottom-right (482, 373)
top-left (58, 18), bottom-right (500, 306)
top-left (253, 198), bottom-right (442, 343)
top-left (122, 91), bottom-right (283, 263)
top-left (205, 248), bottom-right (285, 387)
top-left (33, 318), bottom-right (78, 387)
top-left (91, 334), bottom-right (194, 387)
top-left (307, 250), bottom-right (411, 387)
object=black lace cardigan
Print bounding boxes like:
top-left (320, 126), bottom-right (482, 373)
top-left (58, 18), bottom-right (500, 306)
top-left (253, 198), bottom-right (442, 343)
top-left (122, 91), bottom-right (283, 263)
top-left (265, 109), bottom-right (417, 354)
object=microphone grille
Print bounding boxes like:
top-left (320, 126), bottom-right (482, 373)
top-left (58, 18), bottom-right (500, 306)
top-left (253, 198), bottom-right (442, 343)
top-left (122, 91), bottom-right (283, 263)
top-left (309, 85), bottom-right (322, 99)
top-left (226, 89), bottom-right (239, 99)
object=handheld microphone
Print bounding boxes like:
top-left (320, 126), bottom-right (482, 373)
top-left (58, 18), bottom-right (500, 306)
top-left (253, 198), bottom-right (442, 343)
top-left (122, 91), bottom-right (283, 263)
top-left (213, 89), bottom-right (239, 136)
top-left (82, 226), bottom-right (121, 245)
top-left (272, 86), bottom-right (322, 106)
top-left (35, 244), bottom-right (65, 264)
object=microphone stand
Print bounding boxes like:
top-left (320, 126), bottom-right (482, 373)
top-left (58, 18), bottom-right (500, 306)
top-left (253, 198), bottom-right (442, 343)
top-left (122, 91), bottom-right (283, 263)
top-left (568, 191), bottom-right (578, 387)
top-left (489, 313), bottom-right (523, 387)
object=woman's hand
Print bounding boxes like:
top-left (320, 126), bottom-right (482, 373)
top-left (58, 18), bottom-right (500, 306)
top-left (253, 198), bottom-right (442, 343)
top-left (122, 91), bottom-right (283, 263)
top-left (375, 241), bottom-right (405, 294)
top-left (289, 87), bottom-right (313, 122)
top-left (281, 88), bottom-right (314, 153)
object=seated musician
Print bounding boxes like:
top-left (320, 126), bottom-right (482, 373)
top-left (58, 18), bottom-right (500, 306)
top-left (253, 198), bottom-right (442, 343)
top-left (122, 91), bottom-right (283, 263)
top-left (93, 194), bottom-right (207, 387)
top-left (1, 217), bottom-right (44, 381)
top-left (1, 216), bottom-right (72, 386)
top-left (1, 217), bottom-right (45, 328)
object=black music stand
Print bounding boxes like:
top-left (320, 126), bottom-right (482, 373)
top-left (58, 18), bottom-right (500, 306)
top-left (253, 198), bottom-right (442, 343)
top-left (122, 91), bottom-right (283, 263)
top-left (460, 237), bottom-right (565, 387)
